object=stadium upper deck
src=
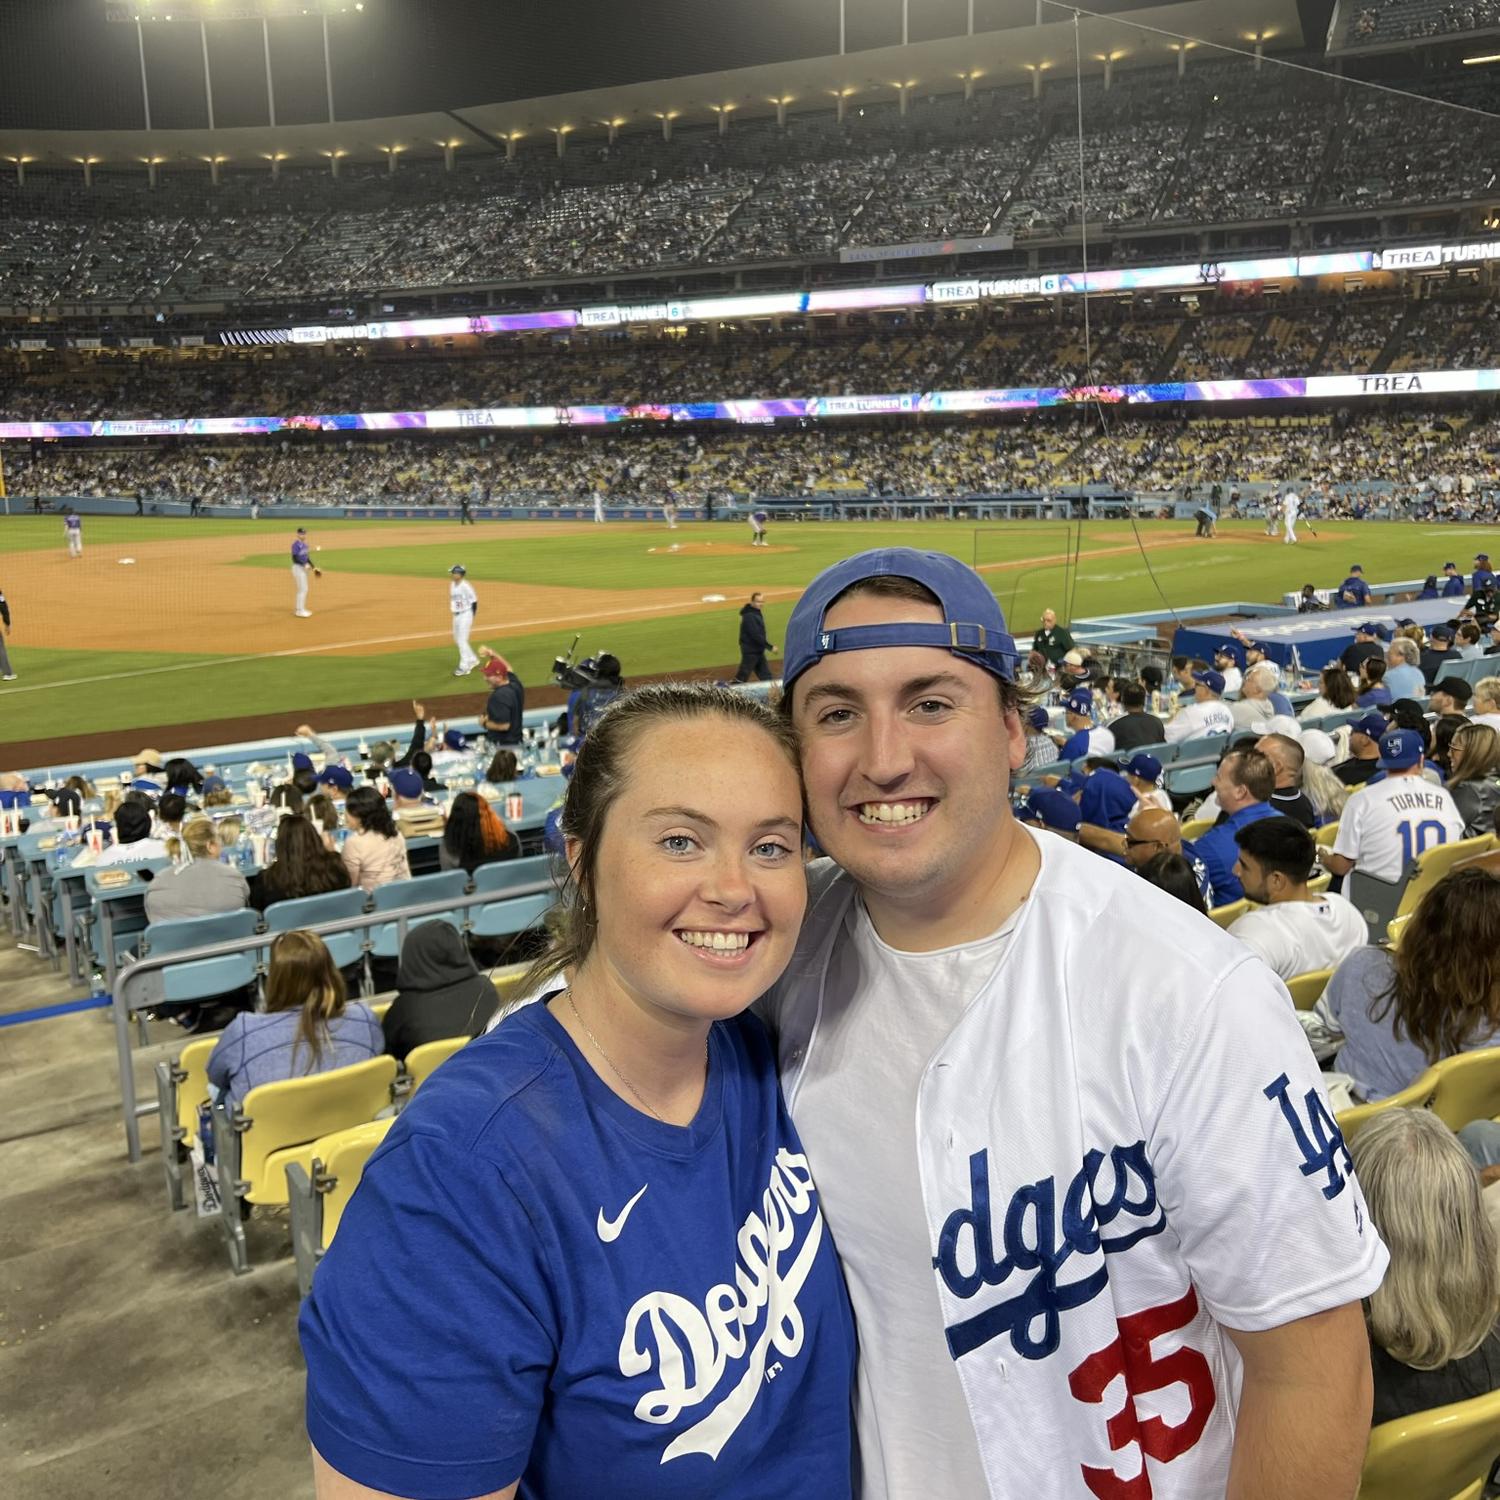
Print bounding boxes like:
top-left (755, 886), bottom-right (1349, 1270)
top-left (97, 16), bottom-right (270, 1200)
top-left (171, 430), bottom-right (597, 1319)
top-left (3, 55), bottom-right (1500, 318)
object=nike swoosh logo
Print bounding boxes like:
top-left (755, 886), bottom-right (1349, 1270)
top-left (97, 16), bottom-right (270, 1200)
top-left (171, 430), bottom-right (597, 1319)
top-left (597, 1183), bottom-right (648, 1243)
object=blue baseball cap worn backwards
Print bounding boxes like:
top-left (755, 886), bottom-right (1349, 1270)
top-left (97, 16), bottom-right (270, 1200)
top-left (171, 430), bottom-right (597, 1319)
top-left (781, 548), bottom-right (1019, 691)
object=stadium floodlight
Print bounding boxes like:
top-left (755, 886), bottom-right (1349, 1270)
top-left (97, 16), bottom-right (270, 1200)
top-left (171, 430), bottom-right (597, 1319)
top-left (1462, 52), bottom-right (1500, 64)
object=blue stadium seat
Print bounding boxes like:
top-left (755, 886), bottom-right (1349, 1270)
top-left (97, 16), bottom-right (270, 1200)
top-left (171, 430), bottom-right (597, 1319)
top-left (368, 871), bottom-right (471, 960)
top-left (141, 910), bottom-right (260, 1006)
top-left (470, 854), bottom-right (555, 899)
top-left (263, 888), bottom-right (370, 974)
top-left (468, 890), bottom-right (553, 943)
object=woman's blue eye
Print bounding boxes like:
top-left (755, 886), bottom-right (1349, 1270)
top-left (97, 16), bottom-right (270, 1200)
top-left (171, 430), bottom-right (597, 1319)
top-left (660, 835), bottom-right (696, 854)
top-left (753, 841), bottom-right (793, 860)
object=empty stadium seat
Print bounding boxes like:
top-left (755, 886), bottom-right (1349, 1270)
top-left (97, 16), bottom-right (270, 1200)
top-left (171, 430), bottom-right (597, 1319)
top-left (1357, 1388), bottom-right (1500, 1500)
top-left (1347, 869), bottom-right (1410, 942)
top-left (154, 1035), bottom-right (220, 1212)
top-left (263, 887), bottom-right (371, 983)
top-left (1181, 816), bottom-right (1216, 841)
top-left (469, 853), bottom-right (554, 899)
top-left (287, 1117), bottom-right (394, 1297)
top-left (141, 910), bottom-right (260, 1007)
top-left (1386, 915), bottom-right (1410, 946)
top-left (210, 1054), bottom-right (397, 1273)
top-left (468, 889), bottom-right (553, 944)
top-left (368, 872), bottom-right (471, 960)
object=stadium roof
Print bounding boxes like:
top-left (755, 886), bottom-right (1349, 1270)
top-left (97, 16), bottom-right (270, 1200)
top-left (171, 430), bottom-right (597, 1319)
top-left (0, 0), bottom-right (1303, 172)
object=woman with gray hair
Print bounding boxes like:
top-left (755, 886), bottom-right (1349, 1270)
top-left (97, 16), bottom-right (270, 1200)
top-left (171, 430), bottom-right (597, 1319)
top-left (1350, 1108), bottom-right (1500, 1425)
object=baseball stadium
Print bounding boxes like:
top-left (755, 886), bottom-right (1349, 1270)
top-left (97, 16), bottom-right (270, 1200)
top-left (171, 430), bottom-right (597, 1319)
top-left (3, 0), bottom-right (1500, 1496)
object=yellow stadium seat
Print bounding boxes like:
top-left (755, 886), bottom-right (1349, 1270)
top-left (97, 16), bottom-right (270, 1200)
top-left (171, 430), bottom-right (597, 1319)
top-left (1395, 833), bottom-right (1499, 919)
top-left (1386, 915), bottom-right (1410, 946)
top-left (1208, 898), bottom-right (1251, 929)
top-left (405, 1035), bottom-right (468, 1094)
top-left (1181, 817), bottom-right (1215, 841)
top-left (1336, 1072), bottom-right (1438, 1141)
top-left (1422, 1047), bottom-right (1500, 1134)
top-left (1284, 968), bottom-right (1334, 1012)
top-left (1357, 1388), bottom-right (1500, 1500)
top-left (1306, 870), bottom-right (1332, 895)
top-left (212, 1054), bottom-right (397, 1274)
top-left (1314, 822), bottom-right (1340, 848)
top-left (154, 1035), bottom-right (220, 1212)
top-left (287, 1117), bottom-right (395, 1296)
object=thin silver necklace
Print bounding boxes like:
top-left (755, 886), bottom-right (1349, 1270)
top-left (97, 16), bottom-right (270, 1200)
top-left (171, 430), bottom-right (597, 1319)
top-left (565, 990), bottom-right (707, 1124)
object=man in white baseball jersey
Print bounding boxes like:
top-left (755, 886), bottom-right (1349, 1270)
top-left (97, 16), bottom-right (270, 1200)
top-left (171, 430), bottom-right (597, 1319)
top-left (1163, 667), bottom-right (1235, 744)
top-left (1320, 728), bottom-right (1464, 884)
top-left (1228, 817), bottom-right (1367, 981)
top-left (762, 549), bottom-right (1385, 1500)
top-left (447, 564), bottom-right (479, 677)
top-left (591, 490), bottom-right (606, 524)
top-left (1281, 486), bottom-right (1300, 544)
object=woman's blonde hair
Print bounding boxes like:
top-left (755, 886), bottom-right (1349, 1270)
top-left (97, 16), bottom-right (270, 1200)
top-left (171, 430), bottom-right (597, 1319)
top-left (1302, 760), bottom-right (1350, 822)
top-left (1474, 677), bottom-right (1500, 716)
top-left (1351, 1108), bottom-right (1499, 1369)
top-left (1447, 723), bottom-right (1500, 790)
top-left (265, 929), bottom-right (348, 1072)
top-left (165, 816), bottom-right (219, 864)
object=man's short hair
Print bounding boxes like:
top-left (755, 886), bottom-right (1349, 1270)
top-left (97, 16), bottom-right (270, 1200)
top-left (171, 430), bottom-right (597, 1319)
top-left (1120, 681), bottom-right (1146, 711)
top-left (1247, 660), bottom-right (1280, 690)
top-left (1259, 733), bottom-right (1304, 781)
top-left (1388, 637), bottom-right (1420, 665)
top-left (1234, 815), bottom-right (1316, 883)
top-left (1222, 747), bottom-right (1276, 803)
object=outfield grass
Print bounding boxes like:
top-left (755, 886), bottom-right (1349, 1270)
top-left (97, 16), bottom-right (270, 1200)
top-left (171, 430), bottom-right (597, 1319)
top-left (3, 516), bottom-right (1492, 750)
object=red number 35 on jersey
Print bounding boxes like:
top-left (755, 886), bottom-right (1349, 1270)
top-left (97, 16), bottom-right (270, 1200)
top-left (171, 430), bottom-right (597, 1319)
top-left (1066, 1287), bottom-right (1217, 1499)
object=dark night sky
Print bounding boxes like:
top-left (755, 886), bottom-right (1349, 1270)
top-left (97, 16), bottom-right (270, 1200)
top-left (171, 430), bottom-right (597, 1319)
top-left (0, 0), bottom-right (1211, 131)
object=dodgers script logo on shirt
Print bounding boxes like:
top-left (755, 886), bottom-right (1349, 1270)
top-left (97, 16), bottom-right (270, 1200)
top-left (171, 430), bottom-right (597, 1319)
top-left (934, 1142), bottom-right (1166, 1361)
top-left (618, 1147), bottom-right (824, 1465)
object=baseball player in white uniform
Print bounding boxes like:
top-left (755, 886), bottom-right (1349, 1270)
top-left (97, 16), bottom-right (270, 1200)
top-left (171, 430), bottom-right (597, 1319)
top-left (1282, 486), bottom-right (1300, 544)
top-left (592, 490), bottom-right (606, 524)
top-left (759, 548), bottom-right (1386, 1500)
top-left (1321, 728), bottom-right (1464, 883)
top-left (448, 564), bottom-right (479, 676)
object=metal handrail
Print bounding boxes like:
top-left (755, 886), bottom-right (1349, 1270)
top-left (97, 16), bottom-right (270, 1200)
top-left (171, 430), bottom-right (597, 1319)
top-left (112, 875), bottom-right (557, 1163)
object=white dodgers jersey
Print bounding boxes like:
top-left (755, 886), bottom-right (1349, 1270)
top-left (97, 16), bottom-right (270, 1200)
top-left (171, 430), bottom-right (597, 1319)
top-left (768, 836), bottom-right (1388, 1499)
top-left (1332, 777), bottom-right (1464, 883)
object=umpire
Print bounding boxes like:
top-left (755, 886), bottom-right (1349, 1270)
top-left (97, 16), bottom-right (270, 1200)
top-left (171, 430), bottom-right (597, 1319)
top-left (733, 592), bottom-right (774, 683)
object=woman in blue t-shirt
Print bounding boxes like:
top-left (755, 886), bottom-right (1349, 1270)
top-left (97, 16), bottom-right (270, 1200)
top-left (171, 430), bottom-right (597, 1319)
top-left (301, 683), bottom-right (855, 1500)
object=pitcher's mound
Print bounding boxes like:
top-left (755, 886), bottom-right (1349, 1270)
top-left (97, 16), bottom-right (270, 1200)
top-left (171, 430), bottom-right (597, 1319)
top-left (646, 542), bottom-right (797, 557)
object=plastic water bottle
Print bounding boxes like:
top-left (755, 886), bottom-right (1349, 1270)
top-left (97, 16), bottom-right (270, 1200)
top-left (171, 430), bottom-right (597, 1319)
top-left (90, 971), bottom-right (107, 1012)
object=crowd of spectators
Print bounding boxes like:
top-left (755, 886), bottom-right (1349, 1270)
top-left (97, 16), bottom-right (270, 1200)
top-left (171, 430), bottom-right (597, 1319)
top-left (1349, 0), bottom-right (1500, 44)
top-left (1, 62), bottom-right (1498, 309)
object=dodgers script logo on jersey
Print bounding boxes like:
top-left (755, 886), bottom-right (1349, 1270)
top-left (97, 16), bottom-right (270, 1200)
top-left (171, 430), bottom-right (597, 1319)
top-left (934, 1141), bottom-right (1166, 1362)
top-left (618, 1147), bottom-right (824, 1465)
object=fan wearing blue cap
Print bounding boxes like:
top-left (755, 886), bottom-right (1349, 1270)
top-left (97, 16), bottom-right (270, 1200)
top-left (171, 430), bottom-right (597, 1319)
top-left (1055, 689), bottom-right (1115, 762)
top-left (1441, 561), bottom-right (1466, 598)
top-left (1014, 787), bottom-right (1081, 840)
top-left (1333, 711), bottom-right (1394, 788)
top-left (1335, 563), bottom-right (1371, 609)
top-left (1163, 667), bottom-right (1235, 744)
top-left (1419, 624), bottom-right (1461, 684)
top-left (1122, 751), bottom-right (1171, 812)
top-left (1319, 728), bottom-right (1463, 885)
top-left (764, 547), bottom-right (1386, 1498)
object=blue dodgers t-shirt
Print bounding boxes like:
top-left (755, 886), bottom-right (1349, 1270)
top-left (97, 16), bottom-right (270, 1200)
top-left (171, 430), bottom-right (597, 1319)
top-left (300, 1000), bottom-right (855, 1500)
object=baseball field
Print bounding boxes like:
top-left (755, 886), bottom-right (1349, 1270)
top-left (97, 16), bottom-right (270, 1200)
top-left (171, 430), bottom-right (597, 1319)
top-left (1, 512), bottom-right (1491, 757)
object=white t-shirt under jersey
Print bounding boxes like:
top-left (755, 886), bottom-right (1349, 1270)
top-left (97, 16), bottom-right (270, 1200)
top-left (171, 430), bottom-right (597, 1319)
top-left (1227, 893), bottom-right (1369, 981)
top-left (1332, 775), bottom-right (1465, 882)
top-left (773, 898), bottom-right (1009, 1499)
